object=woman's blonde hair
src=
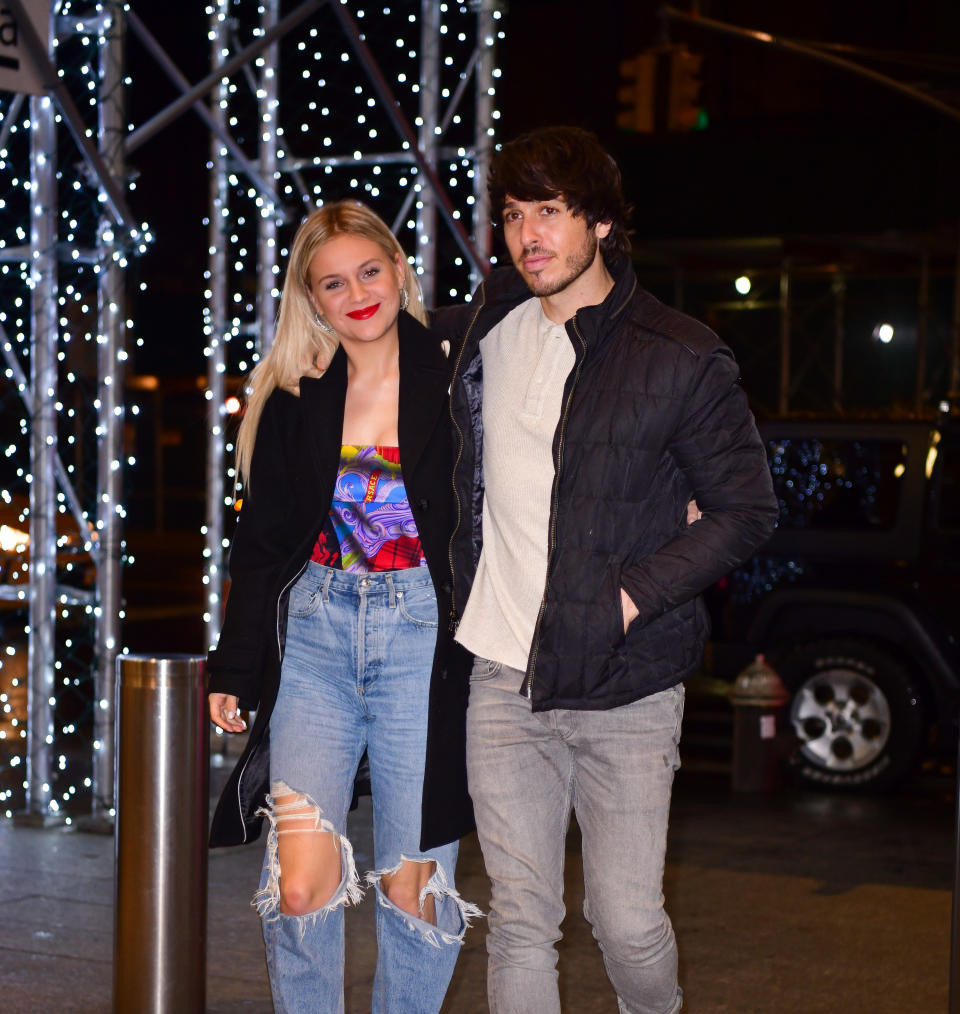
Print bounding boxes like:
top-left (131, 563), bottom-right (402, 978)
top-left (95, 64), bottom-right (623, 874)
top-left (235, 200), bottom-right (425, 485)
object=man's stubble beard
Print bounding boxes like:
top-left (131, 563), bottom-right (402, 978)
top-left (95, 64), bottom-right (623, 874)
top-left (519, 232), bottom-right (600, 298)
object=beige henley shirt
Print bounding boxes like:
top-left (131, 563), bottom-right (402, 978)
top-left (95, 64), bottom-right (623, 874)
top-left (454, 297), bottom-right (576, 671)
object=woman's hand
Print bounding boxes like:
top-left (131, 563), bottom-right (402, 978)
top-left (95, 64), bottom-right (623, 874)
top-left (209, 692), bottom-right (247, 733)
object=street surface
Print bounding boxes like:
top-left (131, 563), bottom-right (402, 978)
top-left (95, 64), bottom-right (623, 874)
top-left (0, 745), bottom-right (952, 1013)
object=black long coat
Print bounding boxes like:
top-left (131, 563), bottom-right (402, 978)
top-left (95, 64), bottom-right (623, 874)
top-left (207, 312), bottom-right (474, 851)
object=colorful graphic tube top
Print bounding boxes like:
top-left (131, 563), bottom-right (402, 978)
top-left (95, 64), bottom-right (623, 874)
top-left (311, 445), bottom-right (426, 573)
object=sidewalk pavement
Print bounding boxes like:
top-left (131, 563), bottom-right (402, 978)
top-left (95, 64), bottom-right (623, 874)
top-left (0, 749), bottom-right (954, 1013)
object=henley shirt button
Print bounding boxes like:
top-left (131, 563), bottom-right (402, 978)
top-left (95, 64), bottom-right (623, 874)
top-left (418, 498), bottom-right (430, 510)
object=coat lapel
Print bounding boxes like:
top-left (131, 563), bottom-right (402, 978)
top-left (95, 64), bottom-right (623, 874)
top-left (298, 314), bottom-right (448, 495)
top-left (299, 346), bottom-right (348, 502)
top-left (398, 312), bottom-right (451, 479)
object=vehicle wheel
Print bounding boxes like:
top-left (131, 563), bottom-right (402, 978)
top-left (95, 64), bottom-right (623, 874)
top-left (777, 639), bottom-right (925, 791)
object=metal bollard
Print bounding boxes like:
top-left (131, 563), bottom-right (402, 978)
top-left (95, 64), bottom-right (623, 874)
top-left (729, 654), bottom-right (790, 792)
top-left (113, 655), bottom-right (208, 1014)
top-left (949, 703), bottom-right (960, 1014)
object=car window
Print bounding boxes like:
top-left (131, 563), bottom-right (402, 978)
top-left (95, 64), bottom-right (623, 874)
top-left (768, 437), bottom-right (906, 531)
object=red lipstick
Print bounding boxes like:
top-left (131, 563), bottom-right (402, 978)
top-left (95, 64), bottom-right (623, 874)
top-left (346, 303), bottom-right (380, 320)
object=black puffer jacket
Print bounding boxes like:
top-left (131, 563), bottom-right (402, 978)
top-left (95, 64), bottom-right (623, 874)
top-left (207, 313), bottom-right (474, 851)
top-left (440, 257), bottom-right (778, 711)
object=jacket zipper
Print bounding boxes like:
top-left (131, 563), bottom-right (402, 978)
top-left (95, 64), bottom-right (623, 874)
top-left (446, 287), bottom-right (487, 633)
top-left (522, 315), bottom-right (588, 700)
top-left (234, 558), bottom-right (309, 841)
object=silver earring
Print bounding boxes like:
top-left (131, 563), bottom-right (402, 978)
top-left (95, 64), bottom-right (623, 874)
top-left (399, 286), bottom-right (409, 311)
top-left (314, 312), bottom-right (336, 336)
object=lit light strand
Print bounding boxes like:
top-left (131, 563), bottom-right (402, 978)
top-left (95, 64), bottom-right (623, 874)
top-left (202, 0), bottom-right (502, 651)
top-left (0, 1), bottom-right (149, 820)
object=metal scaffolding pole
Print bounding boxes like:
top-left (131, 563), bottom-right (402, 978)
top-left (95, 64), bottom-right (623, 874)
top-left (93, 2), bottom-right (127, 820)
top-left (257, 0), bottom-right (280, 354)
top-left (25, 84), bottom-right (59, 820)
top-left (201, 2), bottom-right (499, 641)
top-left (472, 1), bottom-right (497, 287)
top-left (0, 320), bottom-right (93, 551)
top-left (330, 4), bottom-right (487, 277)
top-left (205, 1), bottom-right (230, 653)
top-left (417, 0), bottom-right (440, 308)
top-left (126, 0), bottom-right (323, 156)
top-left (10, 0), bottom-right (135, 233)
top-left (126, 11), bottom-right (285, 212)
top-left (0, 93), bottom-right (25, 152)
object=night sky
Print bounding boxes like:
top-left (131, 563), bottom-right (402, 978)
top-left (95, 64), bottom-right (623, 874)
top-left (503, 0), bottom-right (960, 236)
top-left (126, 0), bottom-right (960, 384)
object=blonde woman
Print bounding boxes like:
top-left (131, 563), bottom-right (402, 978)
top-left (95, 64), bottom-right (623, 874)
top-left (207, 201), bottom-right (477, 1013)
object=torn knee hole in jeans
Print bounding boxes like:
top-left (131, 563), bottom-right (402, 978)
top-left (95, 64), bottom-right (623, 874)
top-left (365, 856), bottom-right (484, 947)
top-left (252, 779), bottom-right (363, 924)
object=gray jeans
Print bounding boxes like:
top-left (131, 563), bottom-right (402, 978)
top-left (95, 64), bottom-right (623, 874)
top-left (466, 659), bottom-right (684, 1014)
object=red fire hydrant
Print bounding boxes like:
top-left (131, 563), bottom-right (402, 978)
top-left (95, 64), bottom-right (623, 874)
top-left (729, 654), bottom-right (790, 792)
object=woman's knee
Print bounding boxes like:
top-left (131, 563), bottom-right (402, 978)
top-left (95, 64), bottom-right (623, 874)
top-left (368, 854), bottom-right (483, 944)
top-left (381, 858), bottom-right (437, 921)
top-left (275, 791), bottom-right (343, 914)
top-left (277, 832), bottom-right (342, 915)
top-left (255, 782), bottom-right (362, 919)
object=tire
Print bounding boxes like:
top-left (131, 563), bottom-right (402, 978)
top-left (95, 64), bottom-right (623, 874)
top-left (777, 638), bottom-right (925, 791)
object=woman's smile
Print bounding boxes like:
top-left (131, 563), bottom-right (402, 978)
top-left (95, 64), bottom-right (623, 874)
top-left (346, 303), bottom-right (381, 320)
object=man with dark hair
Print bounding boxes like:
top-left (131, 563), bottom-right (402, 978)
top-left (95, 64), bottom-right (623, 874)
top-left (443, 126), bottom-right (777, 1013)
top-left (485, 125), bottom-right (633, 260)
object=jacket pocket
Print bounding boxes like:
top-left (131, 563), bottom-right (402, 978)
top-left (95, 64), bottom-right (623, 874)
top-left (469, 656), bottom-right (502, 682)
top-left (603, 554), bottom-right (627, 650)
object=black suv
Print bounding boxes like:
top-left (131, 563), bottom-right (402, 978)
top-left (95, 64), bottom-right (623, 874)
top-left (704, 416), bottom-right (960, 790)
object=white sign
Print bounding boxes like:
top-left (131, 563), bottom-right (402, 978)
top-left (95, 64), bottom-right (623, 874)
top-left (0, 1), bottom-right (50, 97)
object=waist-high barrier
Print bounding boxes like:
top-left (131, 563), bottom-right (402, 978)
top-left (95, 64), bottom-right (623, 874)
top-left (951, 714), bottom-right (960, 1013)
top-left (113, 654), bottom-right (208, 1014)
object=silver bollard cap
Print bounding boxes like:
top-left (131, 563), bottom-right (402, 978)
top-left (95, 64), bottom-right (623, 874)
top-left (116, 654), bottom-right (206, 689)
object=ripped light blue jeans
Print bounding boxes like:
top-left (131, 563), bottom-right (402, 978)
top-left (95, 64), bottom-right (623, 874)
top-left (467, 658), bottom-right (684, 1014)
top-left (257, 563), bottom-right (479, 1014)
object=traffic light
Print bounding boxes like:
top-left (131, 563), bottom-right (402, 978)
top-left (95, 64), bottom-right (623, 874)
top-left (617, 51), bottom-right (656, 133)
top-left (668, 44), bottom-right (703, 131)
top-left (617, 45), bottom-right (706, 133)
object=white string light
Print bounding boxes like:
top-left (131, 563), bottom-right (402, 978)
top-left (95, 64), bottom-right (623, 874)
top-left (0, 1), bottom-right (147, 820)
top-left (1, 0), bottom-right (501, 818)
top-left (203, 0), bottom-right (501, 651)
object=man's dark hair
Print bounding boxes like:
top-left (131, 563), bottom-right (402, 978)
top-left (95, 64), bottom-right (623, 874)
top-left (487, 126), bottom-right (632, 258)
